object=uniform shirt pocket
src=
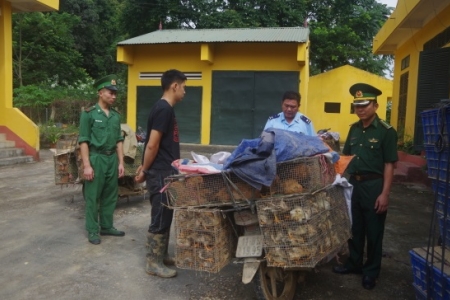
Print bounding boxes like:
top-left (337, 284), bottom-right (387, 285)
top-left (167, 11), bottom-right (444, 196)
top-left (363, 140), bottom-right (381, 160)
top-left (92, 121), bottom-right (106, 140)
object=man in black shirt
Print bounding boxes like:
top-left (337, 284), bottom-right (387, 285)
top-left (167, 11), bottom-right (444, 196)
top-left (135, 69), bottom-right (186, 278)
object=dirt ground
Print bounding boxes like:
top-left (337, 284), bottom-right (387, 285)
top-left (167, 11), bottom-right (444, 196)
top-left (0, 149), bottom-right (435, 300)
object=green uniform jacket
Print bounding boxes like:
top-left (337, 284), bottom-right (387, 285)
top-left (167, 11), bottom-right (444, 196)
top-left (343, 115), bottom-right (398, 175)
top-left (78, 104), bottom-right (124, 151)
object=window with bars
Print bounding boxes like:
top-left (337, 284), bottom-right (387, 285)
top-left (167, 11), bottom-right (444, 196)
top-left (401, 55), bottom-right (410, 71)
top-left (397, 72), bottom-right (408, 142)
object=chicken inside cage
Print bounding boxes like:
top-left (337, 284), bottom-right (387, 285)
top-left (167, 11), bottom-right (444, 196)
top-left (256, 185), bottom-right (352, 268)
top-left (174, 208), bottom-right (235, 273)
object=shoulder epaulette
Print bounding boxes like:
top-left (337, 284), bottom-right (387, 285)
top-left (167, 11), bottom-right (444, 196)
top-left (300, 115), bottom-right (311, 124)
top-left (84, 105), bottom-right (95, 112)
top-left (379, 119), bottom-right (392, 129)
top-left (111, 107), bottom-right (121, 114)
top-left (350, 121), bottom-right (358, 126)
top-left (268, 113), bottom-right (280, 120)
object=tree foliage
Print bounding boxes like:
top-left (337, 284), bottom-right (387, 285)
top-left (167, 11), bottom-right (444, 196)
top-left (307, 0), bottom-right (392, 75)
top-left (12, 12), bottom-right (86, 86)
top-left (59, 0), bottom-right (126, 79)
top-left (12, 0), bottom-right (392, 125)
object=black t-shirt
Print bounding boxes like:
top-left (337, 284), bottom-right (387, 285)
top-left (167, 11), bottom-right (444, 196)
top-left (144, 99), bottom-right (180, 170)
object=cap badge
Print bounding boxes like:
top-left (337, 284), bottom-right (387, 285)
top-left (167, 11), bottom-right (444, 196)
top-left (111, 79), bottom-right (116, 86)
top-left (355, 90), bottom-right (363, 97)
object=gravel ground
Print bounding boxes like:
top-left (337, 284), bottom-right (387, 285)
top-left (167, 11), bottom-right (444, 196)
top-left (0, 149), bottom-right (434, 300)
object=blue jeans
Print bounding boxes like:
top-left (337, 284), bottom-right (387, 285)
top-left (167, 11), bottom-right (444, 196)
top-left (145, 168), bottom-right (176, 234)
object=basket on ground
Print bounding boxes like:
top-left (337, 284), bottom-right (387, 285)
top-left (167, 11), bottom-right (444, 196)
top-left (174, 208), bottom-right (236, 273)
top-left (255, 185), bottom-right (351, 268)
top-left (53, 134), bottom-right (79, 185)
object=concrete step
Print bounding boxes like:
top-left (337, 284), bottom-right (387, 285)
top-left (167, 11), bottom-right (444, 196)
top-left (0, 140), bottom-right (15, 148)
top-left (0, 133), bottom-right (5, 142)
top-left (0, 155), bottom-right (34, 167)
top-left (394, 161), bottom-right (431, 187)
top-left (0, 147), bottom-right (24, 158)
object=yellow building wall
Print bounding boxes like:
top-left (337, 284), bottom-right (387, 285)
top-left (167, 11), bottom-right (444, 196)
top-left (389, 4), bottom-right (450, 140)
top-left (308, 65), bottom-right (393, 143)
top-left (0, 0), bottom-right (59, 160)
top-left (120, 42), bottom-right (308, 145)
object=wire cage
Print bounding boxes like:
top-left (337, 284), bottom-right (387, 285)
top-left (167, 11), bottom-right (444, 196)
top-left (166, 172), bottom-right (261, 207)
top-left (267, 155), bottom-right (336, 196)
top-left (255, 185), bottom-right (351, 268)
top-left (174, 208), bottom-right (236, 273)
top-left (165, 155), bottom-right (336, 208)
top-left (53, 134), bottom-right (79, 185)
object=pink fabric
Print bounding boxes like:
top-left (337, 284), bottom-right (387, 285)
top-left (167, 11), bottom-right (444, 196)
top-left (172, 159), bottom-right (222, 174)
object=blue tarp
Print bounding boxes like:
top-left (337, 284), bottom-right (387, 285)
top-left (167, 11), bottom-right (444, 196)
top-left (224, 129), bottom-right (331, 190)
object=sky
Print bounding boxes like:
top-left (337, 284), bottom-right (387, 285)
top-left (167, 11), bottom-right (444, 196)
top-left (377, 0), bottom-right (398, 8)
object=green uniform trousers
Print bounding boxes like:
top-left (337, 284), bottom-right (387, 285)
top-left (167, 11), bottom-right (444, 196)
top-left (345, 177), bottom-right (387, 278)
top-left (83, 153), bottom-right (119, 233)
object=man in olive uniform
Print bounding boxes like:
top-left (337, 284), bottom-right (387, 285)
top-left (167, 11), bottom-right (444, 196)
top-left (78, 75), bottom-right (125, 245)
top-left (332, 83), bottom-right (398, 290)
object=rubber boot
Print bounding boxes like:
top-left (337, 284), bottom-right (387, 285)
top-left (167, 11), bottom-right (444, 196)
top-left (146, 232), bottom-right (177, 278)
top-left (163, 231), bottom-right (175, 266)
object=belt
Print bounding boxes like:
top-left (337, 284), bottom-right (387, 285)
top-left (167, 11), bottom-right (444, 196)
top-left (90, 149), bottom-right (116, 156)
top-left (351, 173), bottom-right (383, 181)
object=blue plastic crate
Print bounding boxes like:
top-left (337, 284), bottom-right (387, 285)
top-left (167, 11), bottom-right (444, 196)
top-left (413, 283), bottom-right (427, 300)
top-left (410, 248), bottom-right (450, 300)
top-left (433, 181), bottom-right (450, 199)
top-left (438, 218), bottom-right (450, 248)
top-left (410, 249), bottom-right (428, 291)
top-left (433, 181), bottom-right (450, 218)
top-left (425, 145), bottom-right (450, 181)
top-left (421, 106), bottom-right (450, 146)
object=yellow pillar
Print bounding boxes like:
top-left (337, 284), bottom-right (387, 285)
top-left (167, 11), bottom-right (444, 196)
top-left (0, 0), bottom-right (13, 110)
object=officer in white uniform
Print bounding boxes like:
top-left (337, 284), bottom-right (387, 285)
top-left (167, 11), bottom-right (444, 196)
top-left (264, 91), bottom-right (316, 136)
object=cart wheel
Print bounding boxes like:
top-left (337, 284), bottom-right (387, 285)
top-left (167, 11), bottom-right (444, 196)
top-left (253, 261), bottom-right (301, 300)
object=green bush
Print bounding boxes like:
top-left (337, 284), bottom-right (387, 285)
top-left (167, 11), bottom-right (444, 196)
top-left (39, 123), bottom-right (79, 147)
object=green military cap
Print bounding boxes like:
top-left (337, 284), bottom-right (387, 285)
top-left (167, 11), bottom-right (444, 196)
top-left (349, 83), bottom-right (382, 106)
top-left (94, 74), bottom-right (118, 91)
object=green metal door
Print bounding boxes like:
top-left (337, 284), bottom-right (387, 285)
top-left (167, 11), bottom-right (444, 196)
top-left (210, 71), bottom-right (299, 145)
top-left (136, 86), bottom-right (202, 143)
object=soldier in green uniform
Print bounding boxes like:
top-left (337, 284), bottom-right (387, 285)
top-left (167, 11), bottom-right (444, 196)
top-left (332, 83), bottom-right (398, 290)
top-left (78, 75), bottom-right (126, 245)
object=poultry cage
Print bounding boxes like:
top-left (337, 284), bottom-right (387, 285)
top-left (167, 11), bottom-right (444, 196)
top-left (165, 155), bottom-right (336, 208)
top-left (174, 208), bottom-right (236, 273)
top-left (256, 184), bottom-right (351, 268)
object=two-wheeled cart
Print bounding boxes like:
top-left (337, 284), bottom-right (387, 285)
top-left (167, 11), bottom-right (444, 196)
top-left (165, 155), bottom-right (352, 300)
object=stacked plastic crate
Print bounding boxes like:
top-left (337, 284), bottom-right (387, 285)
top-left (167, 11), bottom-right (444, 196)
top-left (410, 103), bottom-right (450, 299)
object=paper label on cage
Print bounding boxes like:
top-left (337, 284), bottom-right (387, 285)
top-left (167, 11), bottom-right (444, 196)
top-left (236, 235), bottom-right (263, 258)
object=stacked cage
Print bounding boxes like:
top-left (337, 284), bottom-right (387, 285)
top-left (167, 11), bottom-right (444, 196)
top-left (174, 208), bottom-right (235, 273)
top-left (165, 155), bottom-right (336, 208)
top-left (410, 103), bottom-right (450, 299)
top-left (166, 154), bottom-right (339, 272)
top-left (53, 134), bottom-right (79, 184)
top-left (256, 185), bottom-right (351, 268)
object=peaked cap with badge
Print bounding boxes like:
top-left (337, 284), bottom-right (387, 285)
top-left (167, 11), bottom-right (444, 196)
top-left (349, 83), bottom-right (382, 106)
top-left (94, 74), bottom-right (118, 91)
